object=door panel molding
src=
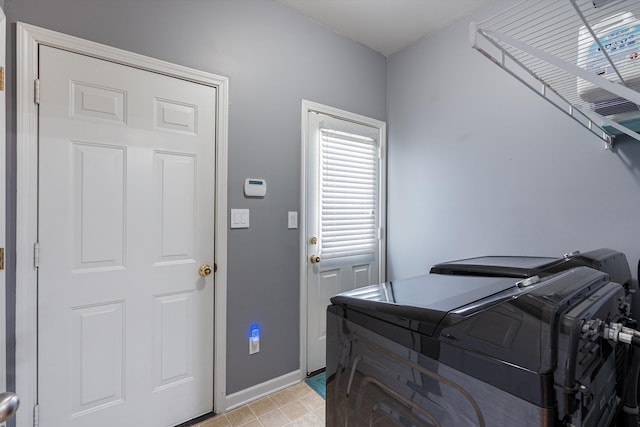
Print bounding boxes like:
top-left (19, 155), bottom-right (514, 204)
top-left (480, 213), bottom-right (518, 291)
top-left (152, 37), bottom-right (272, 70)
top-left (16, 22), bottom-right (229, 426)
top-left (299, 100), bottom-right (386, 376)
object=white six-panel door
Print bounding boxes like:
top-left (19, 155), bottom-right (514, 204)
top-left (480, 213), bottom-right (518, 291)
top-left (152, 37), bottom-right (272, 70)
top-left (37, 45), bottom-right (216, 427)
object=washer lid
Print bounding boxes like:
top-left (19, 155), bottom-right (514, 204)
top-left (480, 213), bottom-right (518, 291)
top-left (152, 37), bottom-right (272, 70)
top-left (430, 255), bottom-right (561, 278)
top-left (330, 273), bottom-right (519, 336)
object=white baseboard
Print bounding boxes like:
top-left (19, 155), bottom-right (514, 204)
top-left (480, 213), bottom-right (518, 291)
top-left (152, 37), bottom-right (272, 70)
top-left (223, 369), bottom-right (303, 412)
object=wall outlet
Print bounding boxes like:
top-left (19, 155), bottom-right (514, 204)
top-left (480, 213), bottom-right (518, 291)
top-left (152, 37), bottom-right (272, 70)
top-left (249, 327), bottom-right (260, 355)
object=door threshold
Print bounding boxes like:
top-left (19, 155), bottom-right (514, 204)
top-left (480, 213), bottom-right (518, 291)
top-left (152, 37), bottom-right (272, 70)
top-left (306, 367), bottom-right (325, 378)
top-left (175, 412), bottom-right (216, 427)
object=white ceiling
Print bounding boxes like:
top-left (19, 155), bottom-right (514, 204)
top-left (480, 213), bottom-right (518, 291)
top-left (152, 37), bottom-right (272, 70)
top-left (277, 0), bottom-right (498, 57)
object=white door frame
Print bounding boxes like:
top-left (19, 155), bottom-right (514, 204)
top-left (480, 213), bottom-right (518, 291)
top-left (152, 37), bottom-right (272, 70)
top-left (0, 4), bottom-right (6, 409)
top-left (16, 22), bottom-right (229, 426)
top-left (299, 99), bottom-right (386, 377)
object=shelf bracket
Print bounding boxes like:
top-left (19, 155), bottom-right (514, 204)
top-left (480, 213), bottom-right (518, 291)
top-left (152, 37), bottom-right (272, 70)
top-left (472, 21), bottom-right (640, 148)
top-left (472, 26), bottom-right (612, 146)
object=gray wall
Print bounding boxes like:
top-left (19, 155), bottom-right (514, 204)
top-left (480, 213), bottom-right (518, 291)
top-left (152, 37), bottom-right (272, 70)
top-left (4, 0), bottom-right (386, 394)
top-left (387, 2), bottom-right (640, 283)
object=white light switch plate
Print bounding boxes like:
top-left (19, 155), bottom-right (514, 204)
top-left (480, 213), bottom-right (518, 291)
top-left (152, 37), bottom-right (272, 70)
top-left (231, 209), bottom-right (250, 229)
top-left (288, 211), bottom-right (298, 229)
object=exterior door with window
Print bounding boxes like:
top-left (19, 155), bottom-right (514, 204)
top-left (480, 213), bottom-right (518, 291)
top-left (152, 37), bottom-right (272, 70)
top-left (305, 106), bottom-right (386, 373)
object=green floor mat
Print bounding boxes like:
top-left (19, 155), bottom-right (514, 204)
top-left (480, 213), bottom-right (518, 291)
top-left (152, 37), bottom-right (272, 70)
top-left (304, 372), bottom-right (326, 399)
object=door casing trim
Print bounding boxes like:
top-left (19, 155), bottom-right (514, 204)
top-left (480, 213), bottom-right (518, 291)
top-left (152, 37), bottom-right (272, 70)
top-left (299, 99), bottom-right (387, 377)
top-left (0, 5), bottom-right (6, 402)
top-left (16, 22), bottom-right (229, 425)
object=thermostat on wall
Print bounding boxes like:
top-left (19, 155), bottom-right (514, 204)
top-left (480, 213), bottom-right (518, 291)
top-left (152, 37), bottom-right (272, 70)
top-left (244, 178), bottom-right (267, 197)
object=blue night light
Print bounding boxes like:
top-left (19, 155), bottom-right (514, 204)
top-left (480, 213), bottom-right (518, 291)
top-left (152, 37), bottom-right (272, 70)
top-left (249, 324), bottom-right (260, 339)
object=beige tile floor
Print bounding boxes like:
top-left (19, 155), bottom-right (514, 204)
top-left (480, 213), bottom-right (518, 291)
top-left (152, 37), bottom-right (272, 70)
top-left (194, 381), bottom-right (325, 427)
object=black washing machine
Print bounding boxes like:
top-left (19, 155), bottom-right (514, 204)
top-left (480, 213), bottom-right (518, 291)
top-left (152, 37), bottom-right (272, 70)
top-left (326, 249), bottom-right (638, 426)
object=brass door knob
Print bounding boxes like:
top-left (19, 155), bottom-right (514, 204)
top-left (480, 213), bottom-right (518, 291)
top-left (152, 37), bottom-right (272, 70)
top-left (199, 264), bottom-right (213, 277)
top-left (310, 255), bottom-right (321, 264)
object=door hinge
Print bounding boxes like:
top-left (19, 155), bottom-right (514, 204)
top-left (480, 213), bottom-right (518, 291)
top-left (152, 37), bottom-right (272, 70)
top-left (214, 262), bottom-right (218, 273)
top-left (34, 242), bottom-right (40, 269)
top-left (0, 248), bottom-right (4, 271)
top-left (34, 79), bottom-right (40, 105)
top-left (377, 227), bottom-right (384, 240)
top-left (33, 404), bottom-right (39, 427)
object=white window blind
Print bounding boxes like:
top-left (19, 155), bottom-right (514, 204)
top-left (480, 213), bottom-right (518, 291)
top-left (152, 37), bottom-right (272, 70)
top-left (320, 126), bottom-right (378, 259)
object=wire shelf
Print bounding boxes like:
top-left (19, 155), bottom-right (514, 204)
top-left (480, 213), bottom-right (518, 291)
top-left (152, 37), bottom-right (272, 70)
top-left (472, 0), bottom-right (640, 148)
